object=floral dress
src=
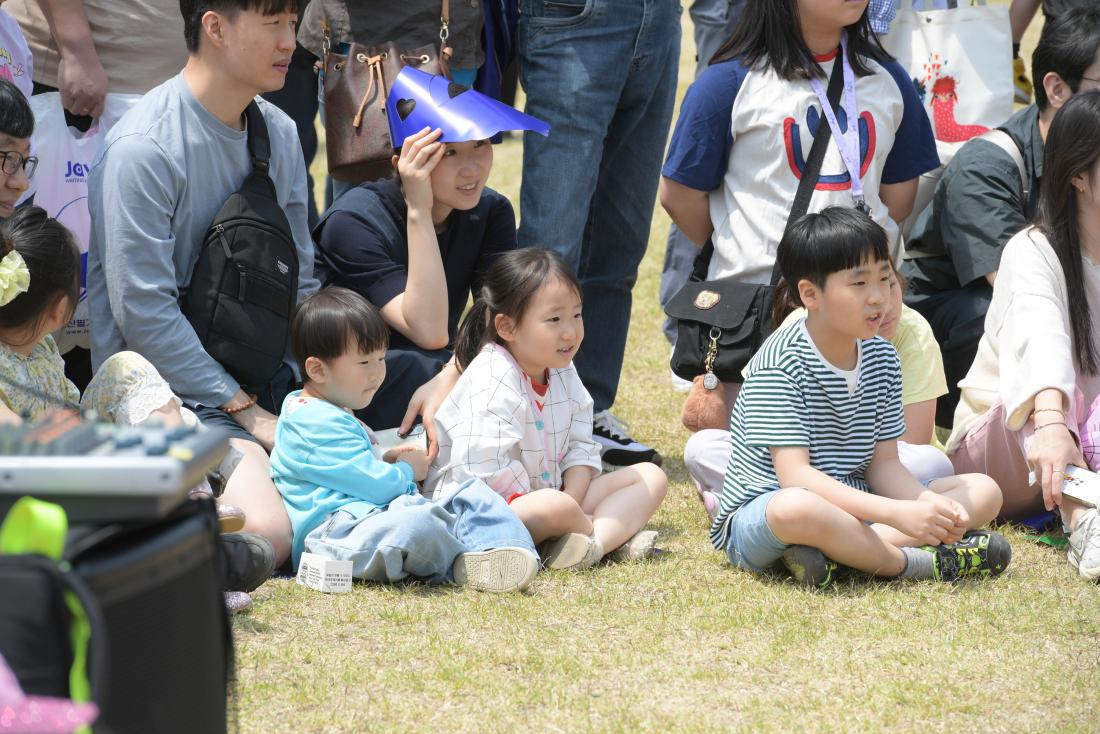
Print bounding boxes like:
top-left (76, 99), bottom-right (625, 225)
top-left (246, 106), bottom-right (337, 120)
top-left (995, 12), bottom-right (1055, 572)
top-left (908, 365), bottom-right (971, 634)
top-left (0, 336), bottom-right (180, 425)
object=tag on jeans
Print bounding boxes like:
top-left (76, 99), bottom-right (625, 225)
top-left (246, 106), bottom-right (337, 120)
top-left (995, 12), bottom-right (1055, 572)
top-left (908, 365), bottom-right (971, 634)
top-left (296, 552), bottom-right (353, 593)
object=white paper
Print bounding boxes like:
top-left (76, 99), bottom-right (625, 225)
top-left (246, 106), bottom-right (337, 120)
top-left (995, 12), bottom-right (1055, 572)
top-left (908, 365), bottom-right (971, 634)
top-left (296, 552), bottom-right (353, 593)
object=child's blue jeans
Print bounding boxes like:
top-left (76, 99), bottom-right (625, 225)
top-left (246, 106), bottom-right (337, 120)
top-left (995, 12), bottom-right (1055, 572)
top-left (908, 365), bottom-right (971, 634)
top-left (303, 479), bottom-right (536, 584)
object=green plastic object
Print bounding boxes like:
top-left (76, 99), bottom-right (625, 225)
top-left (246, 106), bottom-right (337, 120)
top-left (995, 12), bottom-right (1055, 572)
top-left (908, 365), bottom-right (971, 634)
top-left (0, 497), bottom-right (94, 733)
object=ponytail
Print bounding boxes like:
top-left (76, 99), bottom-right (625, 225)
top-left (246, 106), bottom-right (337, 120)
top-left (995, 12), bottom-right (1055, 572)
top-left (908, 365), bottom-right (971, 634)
top-left (454, 297), bottom-right (494, 372)
top-left (771, 276), bottom-right (801, 329)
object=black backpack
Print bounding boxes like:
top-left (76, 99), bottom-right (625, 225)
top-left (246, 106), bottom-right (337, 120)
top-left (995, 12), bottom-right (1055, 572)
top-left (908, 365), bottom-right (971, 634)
top-left (183, 101), bottom-right (299, 388)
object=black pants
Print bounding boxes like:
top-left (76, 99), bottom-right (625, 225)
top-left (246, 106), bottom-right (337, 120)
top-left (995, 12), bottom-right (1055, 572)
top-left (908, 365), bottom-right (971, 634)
top-left (261, 43), bottom-right (320, 228)
top-left (355, 347), bottom-right (451, 430)
top-left (906, 282), bottom-right (993, 428)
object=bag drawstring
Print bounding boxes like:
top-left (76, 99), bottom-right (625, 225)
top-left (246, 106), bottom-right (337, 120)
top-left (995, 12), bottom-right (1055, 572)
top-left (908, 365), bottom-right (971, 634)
top-left (352, 52), bottom-right (388, 129)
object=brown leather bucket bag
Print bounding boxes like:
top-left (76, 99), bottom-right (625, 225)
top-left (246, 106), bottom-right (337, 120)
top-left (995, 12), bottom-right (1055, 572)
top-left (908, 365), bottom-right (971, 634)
top-left (322, 1), bottom-right (452, 183)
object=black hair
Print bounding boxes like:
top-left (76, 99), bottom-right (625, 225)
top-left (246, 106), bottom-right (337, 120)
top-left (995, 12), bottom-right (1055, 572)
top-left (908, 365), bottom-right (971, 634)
top-left (0, 79), bottom-right (34, 140)
top-left (772, 207), bottom-right (891, 326)
top-left (454, 248), bottom-right (583, 371)
top-left (1032, 5), bottom-right (1100, 111)
top-left (290, 287), bottom-right (389, 379)
top-left (1035, 91), bottom-right (1100, 375)
top-left (180, 0), bottom-right (300, 53)
top-left (0, 206), bottom-right (80, 346)
top-left (710, 0), bottom-right (892, 80)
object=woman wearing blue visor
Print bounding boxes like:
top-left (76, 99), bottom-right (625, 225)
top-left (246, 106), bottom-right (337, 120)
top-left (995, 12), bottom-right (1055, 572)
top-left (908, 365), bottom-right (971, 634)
top-left (313, 68), bottom-right (549, 436)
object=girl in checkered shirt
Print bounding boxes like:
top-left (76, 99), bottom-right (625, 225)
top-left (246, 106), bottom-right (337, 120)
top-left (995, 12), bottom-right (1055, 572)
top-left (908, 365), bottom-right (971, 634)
top-left (425, 249), bottom-right (668, 570)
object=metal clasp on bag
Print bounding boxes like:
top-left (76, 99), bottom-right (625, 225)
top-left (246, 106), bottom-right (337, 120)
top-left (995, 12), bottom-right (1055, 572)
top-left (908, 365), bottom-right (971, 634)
top-left (702, 326), bottom-right (721, 390)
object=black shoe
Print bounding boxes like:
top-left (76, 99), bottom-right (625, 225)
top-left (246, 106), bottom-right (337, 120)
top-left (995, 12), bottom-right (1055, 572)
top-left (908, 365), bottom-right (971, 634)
top-left (925, 530), bottom-right (1012, 582)
top-left (219, 532), bottom-right (276, 592)
top-left (781, 545), bottom-right (837, 589)
top-left (592, 410), bottom-right (662, 467)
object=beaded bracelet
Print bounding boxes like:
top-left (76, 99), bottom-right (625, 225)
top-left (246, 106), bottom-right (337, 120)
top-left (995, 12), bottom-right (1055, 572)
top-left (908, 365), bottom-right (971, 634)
top-left (222, 394), bottom-right (258, 415)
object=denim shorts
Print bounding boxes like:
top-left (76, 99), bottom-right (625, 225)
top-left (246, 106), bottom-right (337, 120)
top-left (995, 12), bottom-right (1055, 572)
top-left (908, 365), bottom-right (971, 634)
top-left (724, 491), bottom-right (789, 572)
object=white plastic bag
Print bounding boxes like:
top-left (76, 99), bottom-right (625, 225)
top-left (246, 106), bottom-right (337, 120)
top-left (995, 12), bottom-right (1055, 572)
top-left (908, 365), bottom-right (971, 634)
top-left (20, 92), bottom-right (139, 353)
top-left (882, 0), bottom-right (1013, 148)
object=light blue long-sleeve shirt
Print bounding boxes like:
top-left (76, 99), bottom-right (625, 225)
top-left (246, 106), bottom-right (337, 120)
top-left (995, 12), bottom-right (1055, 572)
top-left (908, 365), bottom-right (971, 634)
top-left (270, 392), bottom-right (417, 567)
top-left (87, 73), bottom-right (320, 407)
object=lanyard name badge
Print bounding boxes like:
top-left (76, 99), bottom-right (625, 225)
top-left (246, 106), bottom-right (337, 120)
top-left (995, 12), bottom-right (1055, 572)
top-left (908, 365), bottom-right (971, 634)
top-left (808, 32), bottom-right (869, 215)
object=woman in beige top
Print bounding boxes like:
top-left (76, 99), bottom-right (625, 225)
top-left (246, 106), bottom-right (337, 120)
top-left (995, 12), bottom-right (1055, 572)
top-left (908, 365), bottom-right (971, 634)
top-left (949, 91), bottom-right (1100, 583)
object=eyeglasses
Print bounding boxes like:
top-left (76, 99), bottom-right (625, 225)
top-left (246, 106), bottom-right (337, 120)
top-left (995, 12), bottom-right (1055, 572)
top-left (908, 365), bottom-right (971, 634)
top-left (0, 151), bottom-right (38, 179)
top-left (1082, 76), bottom-right (1100, 85)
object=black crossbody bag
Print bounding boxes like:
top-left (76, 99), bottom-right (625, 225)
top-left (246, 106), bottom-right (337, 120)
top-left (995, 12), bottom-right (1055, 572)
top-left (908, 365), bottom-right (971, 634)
top-left (665, 58), bottom-right (844, 385)
top-left (182, 102), bottom-right (299, 387)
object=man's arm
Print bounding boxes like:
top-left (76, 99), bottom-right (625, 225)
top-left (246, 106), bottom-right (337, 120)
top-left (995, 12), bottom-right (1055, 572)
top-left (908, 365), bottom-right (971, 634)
top-left (34, 0), bottom-right (107, 117)
top-left (937, 144), bottom-right (1028, 288)
top-left (91, 135), bottom-right (240, 408)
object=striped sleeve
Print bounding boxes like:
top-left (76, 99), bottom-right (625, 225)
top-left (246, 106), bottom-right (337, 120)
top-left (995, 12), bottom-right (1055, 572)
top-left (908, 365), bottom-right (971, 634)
top-left (739, 368), bottom-right (810, 447)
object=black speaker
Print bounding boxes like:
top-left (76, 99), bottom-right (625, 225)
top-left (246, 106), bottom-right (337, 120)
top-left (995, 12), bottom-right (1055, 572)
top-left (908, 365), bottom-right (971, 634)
top-left (69, 500), bottom-right (231, 734)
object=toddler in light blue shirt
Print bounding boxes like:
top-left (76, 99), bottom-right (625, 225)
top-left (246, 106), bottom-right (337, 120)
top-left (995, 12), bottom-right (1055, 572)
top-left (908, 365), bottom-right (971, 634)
top-left (270, 287), bottom-right (538, 591)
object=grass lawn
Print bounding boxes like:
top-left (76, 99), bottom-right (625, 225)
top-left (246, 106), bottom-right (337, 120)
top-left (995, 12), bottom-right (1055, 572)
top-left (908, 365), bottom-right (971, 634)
top-left (232, 7), bottom-right (1099, 732)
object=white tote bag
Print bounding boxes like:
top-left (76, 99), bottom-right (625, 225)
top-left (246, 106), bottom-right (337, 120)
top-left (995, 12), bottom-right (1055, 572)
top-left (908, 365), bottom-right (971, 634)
top-left (19, 92), bottom-right (138, 353)
top-left (882, 0), bottom-right (1013, 146)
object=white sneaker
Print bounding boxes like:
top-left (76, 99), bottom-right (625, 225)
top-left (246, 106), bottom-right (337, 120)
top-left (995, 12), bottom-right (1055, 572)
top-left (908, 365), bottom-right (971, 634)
top-left (453, 547), bottom-right (539, 592)
top-left (1067, 508), bottom-right (1100, 581)
top-left (538, 533), bottom-right (604, 571)
top-left (592, 410), bottom-right (662, 467)
top-left (606, 529), bottom-right (659, 562)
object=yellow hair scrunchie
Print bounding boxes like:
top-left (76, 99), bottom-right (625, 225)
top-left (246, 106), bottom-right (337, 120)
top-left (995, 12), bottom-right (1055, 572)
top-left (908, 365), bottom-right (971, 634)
top-left (0, 249), bottom-right (30, 307)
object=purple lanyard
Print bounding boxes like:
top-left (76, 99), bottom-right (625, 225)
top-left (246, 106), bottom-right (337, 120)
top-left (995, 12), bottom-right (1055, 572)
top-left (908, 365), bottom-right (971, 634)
top-left (808, 32), bottom-right (868, 213)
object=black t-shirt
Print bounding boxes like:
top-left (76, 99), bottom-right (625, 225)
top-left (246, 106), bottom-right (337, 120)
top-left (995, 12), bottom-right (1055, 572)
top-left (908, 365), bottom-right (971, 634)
top-left (904, 105), bottom-right (1042, 297)
top-left (313, 178), bottom-right (517, 351)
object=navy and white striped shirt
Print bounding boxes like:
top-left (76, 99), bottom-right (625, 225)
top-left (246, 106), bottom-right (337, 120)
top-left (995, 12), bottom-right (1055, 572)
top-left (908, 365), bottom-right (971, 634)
top-left (709, 319), bottom-right (906, 550)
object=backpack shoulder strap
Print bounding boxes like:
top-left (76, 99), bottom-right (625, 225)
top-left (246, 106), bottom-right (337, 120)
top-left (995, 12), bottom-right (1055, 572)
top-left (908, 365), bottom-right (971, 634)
top-left (244, 101), bottom-right (271, 172)
top-left (980, 128), bottom-right (1029, 200)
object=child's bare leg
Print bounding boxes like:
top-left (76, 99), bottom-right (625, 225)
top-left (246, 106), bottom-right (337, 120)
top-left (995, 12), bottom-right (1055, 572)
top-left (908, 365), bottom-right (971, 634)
top-left (766, 488), bottom-right (906, 576)
top-left (580, 463), bottom-right (667, 552)
top-left (510, 489), bottom-right (593, 544)
top-left (874, 473), bottom-right (1003, 547)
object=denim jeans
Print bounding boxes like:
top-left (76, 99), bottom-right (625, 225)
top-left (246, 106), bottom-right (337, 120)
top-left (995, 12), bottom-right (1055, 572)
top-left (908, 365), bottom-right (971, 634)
top-left (659, 0), bottom-right (745, 344)
top-left (303, 479), bottom-right (536, 584)
top-left (518, 0), bottom-right (681, 412)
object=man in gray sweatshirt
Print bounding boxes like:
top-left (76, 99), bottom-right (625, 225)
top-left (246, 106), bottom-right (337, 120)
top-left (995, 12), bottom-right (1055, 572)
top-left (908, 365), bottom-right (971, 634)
top-left (87, 0), bottom-right (316, 569)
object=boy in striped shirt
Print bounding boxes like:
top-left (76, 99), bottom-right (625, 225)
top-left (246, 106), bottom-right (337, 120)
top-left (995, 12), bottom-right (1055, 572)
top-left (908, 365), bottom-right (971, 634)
top-left (711, 208), bottom-right (1011, 587)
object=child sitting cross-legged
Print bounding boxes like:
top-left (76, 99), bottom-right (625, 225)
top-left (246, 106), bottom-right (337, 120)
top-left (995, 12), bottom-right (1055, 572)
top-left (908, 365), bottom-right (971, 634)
top-left (424, 249), bottom-right (668, 571)
top-left (270, 287), bottom-right (539, 592)
top-left (712, 207), bottom-right (1011, 587)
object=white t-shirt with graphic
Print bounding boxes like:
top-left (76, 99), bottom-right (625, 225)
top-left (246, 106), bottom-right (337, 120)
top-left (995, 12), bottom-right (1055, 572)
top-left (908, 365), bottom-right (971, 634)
top-left (663, 49), bottom-right (939, 283)
top-left (0, 9), bottom-right (32, 98)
